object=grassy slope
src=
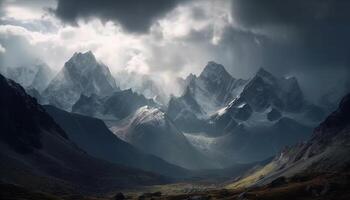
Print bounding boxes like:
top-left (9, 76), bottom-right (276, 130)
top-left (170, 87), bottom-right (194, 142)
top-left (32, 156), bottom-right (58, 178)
top-left (128, 172), bottom-right (350, 200)
top-left (225, 162), bottom-right (277, 189)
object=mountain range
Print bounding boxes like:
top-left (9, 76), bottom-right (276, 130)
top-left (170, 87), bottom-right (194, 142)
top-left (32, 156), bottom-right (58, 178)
top-left (44, 104), bottom-right (188, 178)
top-left (165, 61), bottom-right (326, 165)
top-left (72, 88), bottom-right (157, 121)
top-left (220, 93), bottom-right (350, 199)
top-left (0, 74), bottom-right (167, 194)
top-left (0, 59), bottom-right (55, 98)
top-left (2, 52), bottom-right (328, 168)
top-left (111, 106), bottom-right (218, 169)
top-left (1, 50), bottom-right (348, 199)
top-left (114, 71), bottom-right (170, 105)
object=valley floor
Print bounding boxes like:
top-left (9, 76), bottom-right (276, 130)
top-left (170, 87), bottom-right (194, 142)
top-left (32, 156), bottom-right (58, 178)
top-left (2, 172), bottom-right (350, 200)
top-left (125, 172), bottom-right (350, 200)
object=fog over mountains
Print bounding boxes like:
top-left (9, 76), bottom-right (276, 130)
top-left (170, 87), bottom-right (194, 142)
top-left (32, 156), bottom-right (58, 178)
top-left (1, 0), bottom-right (350, 199)
top-left (1, 48), bottom-right (350, 198)
top-left (0, 51), bottom-right (339, 168)
top-left (42, 51), bottom-right (118, 110)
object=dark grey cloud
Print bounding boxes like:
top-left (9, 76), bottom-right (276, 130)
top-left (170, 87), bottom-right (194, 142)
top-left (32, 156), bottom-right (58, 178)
top-left (1, 0), bottom-right (349, 102)
top-left (222, 0), bottom-right (350, 101)
top-left (53, 0), bottom-right (187, 33)
top-left (230, 0), bottom-right (350, 69)
top-left (232, 0), bottom-right (349, 27)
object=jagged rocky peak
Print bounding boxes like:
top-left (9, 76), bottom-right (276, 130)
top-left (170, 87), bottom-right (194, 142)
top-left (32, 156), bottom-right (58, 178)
top-left (72, 88), bottom-right (157, 120)
top-left (115, 105), bottom-right (216, 169)
top-left (166, 61), bottom-right (247, 131)
top-left (72, 50), bottom-right (95, 61)
top-left (43, 50), bottom-right (118, 110)
top-left (178, 73), bottom-right (196, 91)
top-left (185, 73), bottom-right (197, 82)
top-left (199, 61), bottom-right (233, 81)
top-left (256, 67), bottom-right (276, 80)
top-left (131, 106), bottom-right (166, 127)
top-left (67, 51), bottom-right (97, 69)
top-left (255, 68), bottom-right (302, 95)
top-left (241, 67), bottom-right (305, 112)
top-left (182, 86), bottom-right (203, 114)
top-left (65, 51), bottom-right (114, 83)
top-left (249, 67), bottom-right (279, 87)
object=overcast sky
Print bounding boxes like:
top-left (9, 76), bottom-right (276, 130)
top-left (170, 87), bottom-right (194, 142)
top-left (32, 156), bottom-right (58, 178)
top-left (0, 0), bottom-right (349, 101)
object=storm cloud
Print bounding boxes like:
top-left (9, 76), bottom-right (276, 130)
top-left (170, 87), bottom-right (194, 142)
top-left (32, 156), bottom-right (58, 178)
top-left (1, 0), bottom-right (350, 102)
top-left (230, 0), bottom-right (350, 70)
top-left (53, 0), bottom-right (188, 33)
top-left (218, 0), bottom-right (350, 100)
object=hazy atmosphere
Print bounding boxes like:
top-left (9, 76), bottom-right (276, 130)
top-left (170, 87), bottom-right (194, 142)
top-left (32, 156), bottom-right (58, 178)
top-left (1, 1), bottom-right (350, 200)
top-left (1, 0), bottom-right (349, 101)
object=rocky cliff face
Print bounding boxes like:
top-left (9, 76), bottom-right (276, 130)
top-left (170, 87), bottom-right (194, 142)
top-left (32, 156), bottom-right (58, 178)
top-left (112, 106), bottom-right (218, 169)
top-left (167, 61), bottom-right (246, 132)
top-left (72, 88), bottom-right (157, 120)
top-left (240, 68), bottom-right (305, 112)
top-left (43, 51), bottom-right (117, 110)
top-left (231, 93), bottom-right (350, 188)
top-left (167, 63), bottom-right (326, 166)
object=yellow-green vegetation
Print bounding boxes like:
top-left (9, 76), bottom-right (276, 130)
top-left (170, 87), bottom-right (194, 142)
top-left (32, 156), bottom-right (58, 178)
top-left (4, 172), bottom-right (350, 200)
top-left (130, 172), bottom-right (350, 200)
top-left (225, 162), bottom-right (277, 189)
top-left (117, 182), bottom-right (218, 199)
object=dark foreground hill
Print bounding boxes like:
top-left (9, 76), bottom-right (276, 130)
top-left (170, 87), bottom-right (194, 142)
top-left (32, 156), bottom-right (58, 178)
top-left (0, 74), bottom-right (167, 195)
top-left (44, 105), bottom-right (188, 178)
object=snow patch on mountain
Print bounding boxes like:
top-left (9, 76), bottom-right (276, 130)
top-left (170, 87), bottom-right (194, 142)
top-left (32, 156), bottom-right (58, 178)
top-left (131, 106), bottom-right (167, 128)
top-left (111, 105), bottom-right (219, 169)
top-left (43, 51), bottom-right (118, 110)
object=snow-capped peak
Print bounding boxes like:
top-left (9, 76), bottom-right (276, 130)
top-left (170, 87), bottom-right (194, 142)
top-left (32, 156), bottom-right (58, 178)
top-left (255, 67), bottom-right (277, 84)
top-left (66, 51), bottom-right (99, 73)
top-left (42, 51), bottom-right (117, 110)
top-left (72, 51), bottom-right (95, 61)
top-left (131, 106), bottom-right (166, 127)
top-left (199, 61), bottom-right (232, 81)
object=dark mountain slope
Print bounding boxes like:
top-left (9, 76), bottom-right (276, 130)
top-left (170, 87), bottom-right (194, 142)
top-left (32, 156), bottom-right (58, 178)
top-left (227, 93), bottom-right (350, 189)
top-left (113, 106), bottom-right (218, 169)
top-left (44, 105), bottom-right (188, 178)
top-left (72, 88), bottom-right (157, 120)
top-left (0, 74), bottom-right (167, 194)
